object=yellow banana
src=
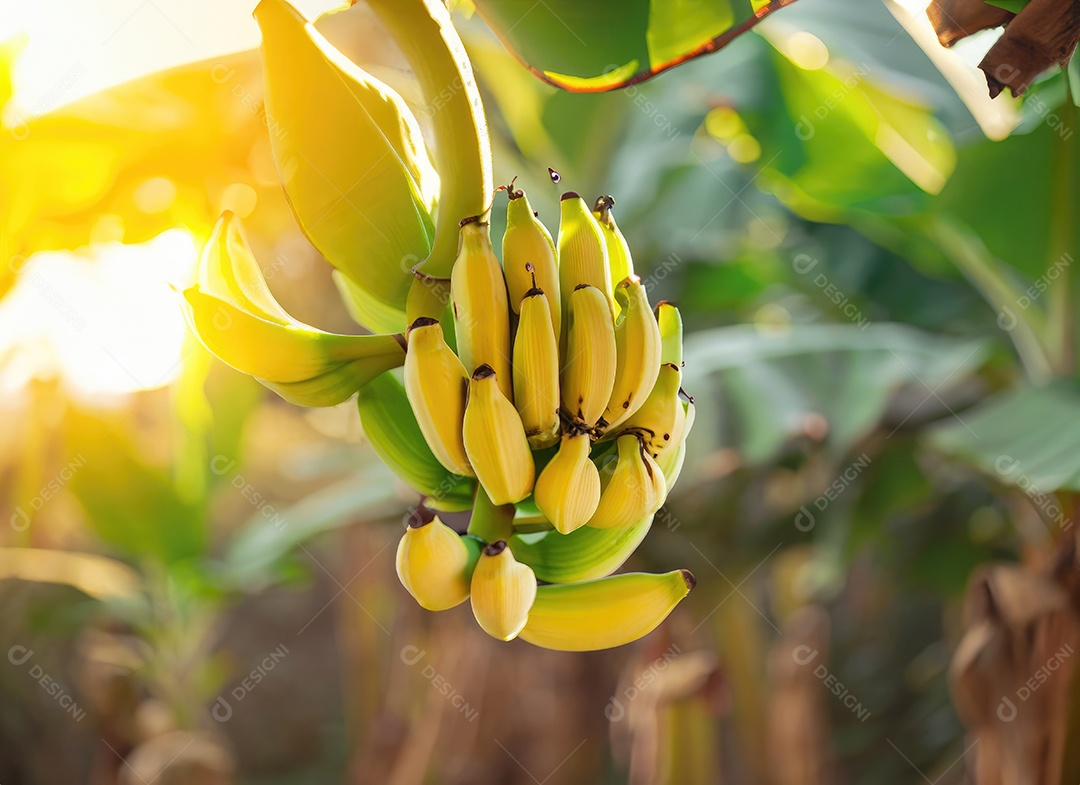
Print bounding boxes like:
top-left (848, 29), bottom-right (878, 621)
top-left (462, 365), bottom-right (535, 504)
top-left (557, 193), bottom-right (614, 318)
top-left (256, 0), bottom-right (435, 335)
top-left (396, 517), bottom-right (482, 610)
top-left (518, 570), bottom-right (695, 651)
top-left (656, 300), bottom-right (684, 374)
top-left (561, 284), bottom-right (617, 428)
top-left (533, 432), bottom-right (601, 535)
top-left (182, 288), bottom-right (405, 406)
top-left (592, 194), bottom-right (634, 289)
top-left (451, 218), bottom-right (513, 399)
top-left (403, 317), bottom-right (473, 477)
top-left (620, 362), bottom-right (685, 462)
top-left (183, 212), bottom-right (406, 406)
top-left (470, 540), bottom-right (537, 641)
top-left (510, 515), bottom-right (653, 583)
top-left (658, 399), bottom-right (695, 493)
top-left (512, 287), bottom-right (561, 448)
top-left (602, 275), bottom-right (662, 431)
top-left (503, 187), bottom-right (560, 343)
top-left (588, 434), bottom-right (665, 529)
top-left (366, 0), bottom-right (492, 281)
top-left (358, 372), bottom-right (474, 511)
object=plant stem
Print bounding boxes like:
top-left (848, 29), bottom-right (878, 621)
top-left (466, 486), bottom-right (516, 543)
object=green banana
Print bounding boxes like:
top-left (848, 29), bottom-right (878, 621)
top-left (518, 570), bottom-right (695, 651)
top-left (357, 372), bottom-right (474, 511)
top-left (366, 0), bottom-right (491, 280)
top-left (656, 301), bottom-right (684, 372)
top-left (511, 515), bottom-right (654, 583)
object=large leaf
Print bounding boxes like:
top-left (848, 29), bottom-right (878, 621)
top-left (682, 323), bottom-right (988, 468)
top-left (929, 382), bottom-right (1080, 493)
top-left (471, 0), bottom-right (797, 92)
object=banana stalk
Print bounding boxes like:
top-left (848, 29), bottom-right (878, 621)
top-left (367, 0), bottom-right (491, 280)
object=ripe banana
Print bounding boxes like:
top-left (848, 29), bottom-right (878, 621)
top-left (557, 193), bottom-right (613, 318)
top-left (512, 288), bottom-right (561, 448)
top-left (588, 434), bottom-right (665, 529)
top-left (256, 0), bottom-right (433, 335)
top-left (602, 275), bottom-right (662, 431)
top-left (533, 431), bottom-right (601, 534)
top-left (462, 365), bottom-right (535, 504)
top-left (592, 194), bottom-right (634, 289)
top-left (658, 399), bottom-right (695, 493)
top-left (396, 517), bottom-right (482, 610)
top-left (403, 317), bottom-right (473, 477)
top-left (518, 570), bottom-right (695, 651)
top-left (451, 218), bottom-right (513, 399)
top-left (470, 540), bottom-right (537, 641)
top-left (510, 514), bottom-right (653, 583)
top-left (656, 300), bottom-right (684, 373)
top-left (182, 288), bottom-right (405, 407)
top-left (561, 284), bottom-right (617, 428)
top-left (620, 362), bottom-right (685, 462)
top-left (366, 0), bottom-right (491, 281)
top-left (503, 188), bottom-right (560, 343)
top-left (358, 372), bottom-right (474, 510)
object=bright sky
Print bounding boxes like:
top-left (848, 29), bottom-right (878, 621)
top-left (0, 0), bottom-right (340, 115)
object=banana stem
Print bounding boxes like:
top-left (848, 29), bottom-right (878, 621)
top-left (467, 486), bottom-right (516, 543)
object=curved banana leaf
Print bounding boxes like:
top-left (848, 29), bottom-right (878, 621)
top-left (471, 0), bottom-right (797, 92)
top-left (682, 322), bottom-right (988, 469)
top-left (929, 382), bottom-right (1080, 493)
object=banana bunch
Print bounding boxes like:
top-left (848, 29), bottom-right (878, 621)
top-left (181, 0), bottom-right (696, 651)
top-left (392, 187), bottom-right (698, 650)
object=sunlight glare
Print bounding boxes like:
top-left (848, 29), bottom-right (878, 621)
top-left (0, 229), bottom-right (199, 398)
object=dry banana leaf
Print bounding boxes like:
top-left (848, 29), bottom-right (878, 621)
top-left (926, 0), bottom-right (1080, 97)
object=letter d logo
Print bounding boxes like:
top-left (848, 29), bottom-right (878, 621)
top-left (211, 696), bottom-right (233, 722)
top-left (604, 697), bottom-right (625, 722)
top-left (794, 506), bottom-right (815, 532)
top-left (997, 697), bottom-right (1017, 722)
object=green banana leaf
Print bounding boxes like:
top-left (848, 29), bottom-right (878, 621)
top-left (471, 0), bottom-right (796, 92)
top-left (682, 322), bottom-right (988, 468)
top-left (929, 381), bottom-right (1080, 494)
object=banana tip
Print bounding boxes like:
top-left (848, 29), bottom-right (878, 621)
top-left (483, 540), bottom-right (508, 556)
top-left (408, 316), bottom-right (440, 333)
top-left (472, 364), bottom-right (496, 380)
top-left (560, 191), bottom-right (580, 202)
top-left (680, 569), bottom-right (697, 591)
